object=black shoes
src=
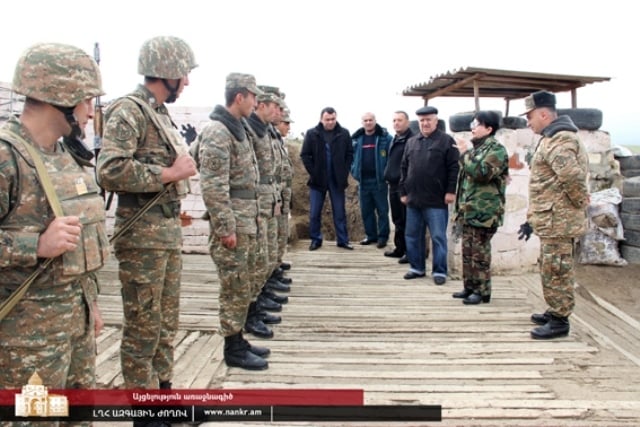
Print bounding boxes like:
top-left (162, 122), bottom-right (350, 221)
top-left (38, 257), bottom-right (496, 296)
top-left (531, 311), bottom-right (552, 325)
top-left (309, 241), bottom-right (322, 251)
top-left (280, 262), bottom-right (291, 270)
top-left (434, 276), bottom-right (446, 285)
top-left (265, 278), bottom-right (290, 293)
top-left (224, 333), bottom-right (268, 370)
top-left (338, 243), bottom-right (354, 250)
top-left (245, 316), bottom-right (274, 339)
top-left (384, 249), bottom-right (403, 258)
top-left (531, 314), bottom-right (570, 339)
top-left (360, 238), bottom-right (376, 245)
top-left (398, 255), bottom-right (409, 264)
top-left (376, 241), bottom-right (387, 249)
top-left (403, 271), bottom-right (425, 280)
top-left (452, 288), bottom-right (473, 299)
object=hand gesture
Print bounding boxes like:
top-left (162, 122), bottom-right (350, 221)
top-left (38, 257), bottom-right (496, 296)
top-left (37, 216), bottom-right (83, 258)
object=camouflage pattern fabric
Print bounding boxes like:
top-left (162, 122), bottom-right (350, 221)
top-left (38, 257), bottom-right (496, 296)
top-left (1, 118), bottom-right (104, 426)
top-left (539, 237), bottom-right (576, 317)
top-left (196, 106), bottom-right (259, 336)
top-left (273, 127), bottom-right (293, 263)
top-left (117, 248), bottom-right (181, 388)
top-left (137, 36), bottom-right (197, 79)
top-left (454, 135), bottom-right (509, 228)
top-left (528, 119), bottom-right (588, 318)
top-left (12, 42), bottom-right (104, 107)
top-left (96, 85), bottom-right (185, 389)
top-left (527, 128), bottom-right (589, 238)
top-left (246, 115), bottom-right (281, 286)
top-left (461, 225), bottom-right (496, 297)
top-left (97, 85), bottom-right (184, 250)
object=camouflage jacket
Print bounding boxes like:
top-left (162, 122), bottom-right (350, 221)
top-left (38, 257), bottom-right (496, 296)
top-left (0, 117), bottom-right (107, 294)
top-left (96, 85), bottom-right (183, 249)
top-left (197, 105), bottom-right (259, 237)
top-left (454, 135), bottom-right (509, 228)
top-left (527, 116), bottom-right (589, 238)
top-left (246, 113), bottom-right (281, 218)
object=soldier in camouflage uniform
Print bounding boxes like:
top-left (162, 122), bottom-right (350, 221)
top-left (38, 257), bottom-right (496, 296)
top-left (96, 36), bottom-right (198, 395)
top-left (244, 89), bottom-right (286, 339)
top-left (452, 111), bottom-right (509, 305)
top-left (193, 73), bottom-right (269, 371)
top-left (518, 91), bottom-right (589, 340)
top-left (273, 100), bottom-right (295, 274)
top-left (0, 43), bottom-right (108, 426)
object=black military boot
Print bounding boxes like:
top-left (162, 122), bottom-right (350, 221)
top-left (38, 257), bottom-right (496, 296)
top-left (265, 278), bottom-right (290, 292)
top-left (224, 333), bottom-right (268, 370)
top-left (245, 303), bottom-right (274, 338)
top-left (271, 268), bottom-right (293, 284)
top-left (261, 288), bottom-right (288, 304)
top-left (530, 314), bottom-right (570, 339)
top-left (239, 332), bottom-right (270, 358)
top-left (530, 311), bottom-right (552, 325)
top-left (452, 288), bottom-right (473, 299)
top-left (280, 262), bottom-right (291, 270)
top-left (257, 293), bottom-right (282, 312)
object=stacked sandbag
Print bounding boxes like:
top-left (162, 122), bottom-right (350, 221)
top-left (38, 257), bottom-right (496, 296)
top-left (618, 155), bottom-right (640, 264)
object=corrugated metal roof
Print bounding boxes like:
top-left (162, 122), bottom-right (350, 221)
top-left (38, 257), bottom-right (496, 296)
top-left (402, 66), bottom-right (610, 102)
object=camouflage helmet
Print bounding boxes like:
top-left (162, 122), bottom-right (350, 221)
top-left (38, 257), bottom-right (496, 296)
top-left (138, 36), bottom-right (198, 79)
top-left (12, 42), bottom-right (104, 107)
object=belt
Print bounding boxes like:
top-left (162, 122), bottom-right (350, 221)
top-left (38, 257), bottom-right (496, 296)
top-left (259, 175), bottom-right (275, 185)
top-left (118, 193), bottom-right (180, 218)
top-left (230, 189), bottom-right (257, 200)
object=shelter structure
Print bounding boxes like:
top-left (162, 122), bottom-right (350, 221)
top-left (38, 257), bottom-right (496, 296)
top-left (402, 66), bottom-right (610, 115)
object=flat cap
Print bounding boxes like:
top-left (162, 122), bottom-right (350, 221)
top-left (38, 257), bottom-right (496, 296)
top-left (521, 90), bottom-right (556, 115)
top-left (226, 72), bottom-right (264, 95)
top-left (416, 106), bottom-right (438, 116)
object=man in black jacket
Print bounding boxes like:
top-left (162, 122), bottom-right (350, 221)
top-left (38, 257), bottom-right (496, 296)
top-left (400, 106), bottom-right (459, 283)
top-left (300, 107), bottom-right (354, 250)
top-left (383, 111), bottom-right (414, 263)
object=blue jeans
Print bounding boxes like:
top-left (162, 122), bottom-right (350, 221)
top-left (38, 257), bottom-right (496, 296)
top-left (359, 178), bottom-right (389, 242)
top-left (309, 185), bottom-right (349, 246)
top-left (405, 206), bottom-right (449, 278)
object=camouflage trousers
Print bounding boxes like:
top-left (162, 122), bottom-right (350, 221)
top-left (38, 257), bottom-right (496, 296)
top-left (461, 225), bottom-right (496, 297)
top-left (278, 187), bottom-right (292, 263)
top-left (277, 212), bottom-right (289, 264)
top-left (116, 248), bottom-right (181, 389)
top-left (254, 214), bottom-right (278, 297)
top-left (0, 279), bottom-right (95, 427)
top-left (211, 233), bottom-right (257, 337)
top-left (539, 237), bottom-right (576, 317)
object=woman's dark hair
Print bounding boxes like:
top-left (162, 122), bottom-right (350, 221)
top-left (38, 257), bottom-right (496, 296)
top-left (473, 110), bottom-right (501, 136)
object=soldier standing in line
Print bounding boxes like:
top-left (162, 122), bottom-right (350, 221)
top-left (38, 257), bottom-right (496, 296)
top-left (193, 73), bottom-right (269, 370)
top-left (1, 42), bottom-right (108, 406)
top-left (96, 36), bottom-right (198, 396)
top-left (518, 91), bottom-right (590, 340)
top-left (272, 98), bottom-right (295, 275)
top-left (244, 89), bottom-right (287, 339)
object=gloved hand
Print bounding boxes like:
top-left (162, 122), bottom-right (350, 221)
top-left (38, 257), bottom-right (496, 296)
top-left (518, 222), bottom-right (533, 241)
top-left (180, 124), bottom-right (198, 145)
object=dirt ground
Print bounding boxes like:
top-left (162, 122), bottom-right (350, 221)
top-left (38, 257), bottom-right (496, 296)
top-left (575, 262), bottom-right (640, 321)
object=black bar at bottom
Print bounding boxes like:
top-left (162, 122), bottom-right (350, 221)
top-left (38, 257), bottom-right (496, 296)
top-left (273, 405), bottom-right (441, 422)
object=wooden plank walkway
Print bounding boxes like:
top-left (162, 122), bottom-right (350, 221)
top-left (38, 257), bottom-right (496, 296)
top-left (95, 240), bottom-right (640, 426)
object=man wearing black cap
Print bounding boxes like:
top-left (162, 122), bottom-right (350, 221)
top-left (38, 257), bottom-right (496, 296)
top-left (517, 90), bottom-right (589, 340)
top-left (399, 106), bottom-right (459, 284)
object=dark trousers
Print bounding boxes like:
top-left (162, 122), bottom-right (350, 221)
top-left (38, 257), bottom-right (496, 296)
top-left (309, 184), bottom-right (349, 246)
top-left (388, 186), bottom-right (406, 255)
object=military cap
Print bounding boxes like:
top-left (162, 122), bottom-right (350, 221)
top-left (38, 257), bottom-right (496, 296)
top-left (521, 90), bottom-right (556, 115)
top-left (416, 106), bottom-right (438, 116)
top-left (226, 72), bottom-right (264, 95)
top-left (258, 85), bottom-right (281, 97)
top-left (256, 92), bottom-right (279, 103)
top-left (282, 109), bottom-right (294, 123)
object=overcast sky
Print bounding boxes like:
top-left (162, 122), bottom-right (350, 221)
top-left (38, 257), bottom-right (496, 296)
top-left (2, 0), bottom-right (638, 146)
